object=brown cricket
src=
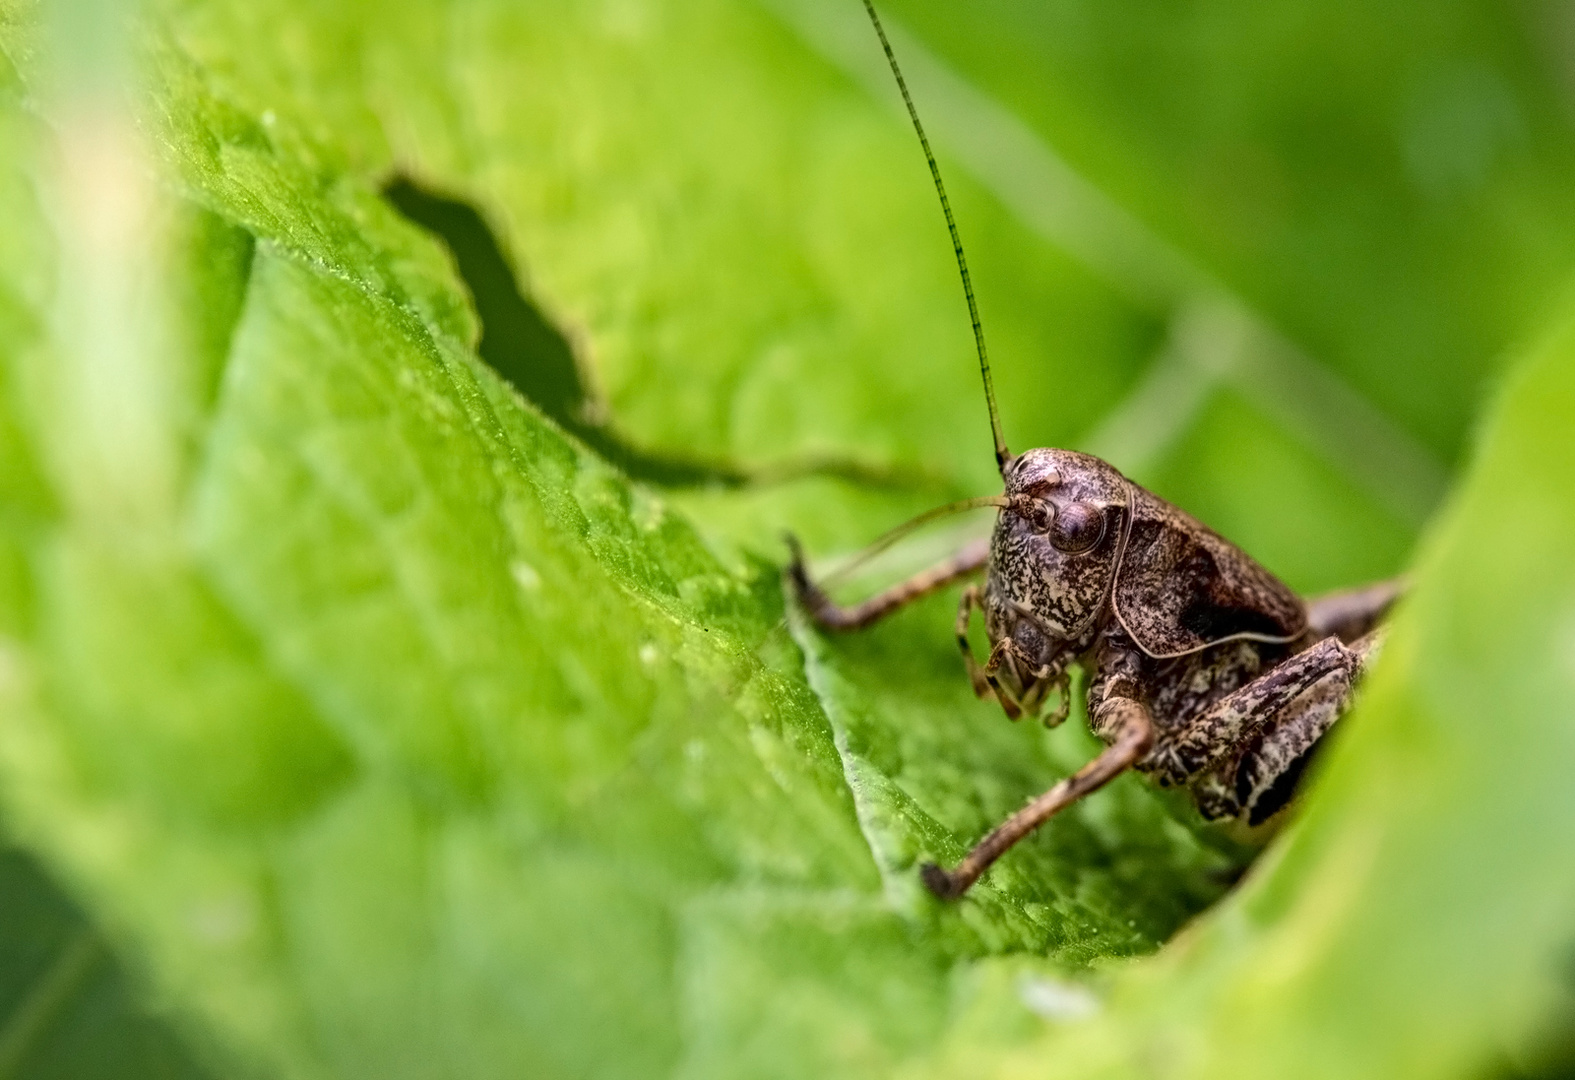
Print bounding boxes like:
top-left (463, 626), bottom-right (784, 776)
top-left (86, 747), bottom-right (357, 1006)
top-left (788, 0), bottom-right (1401, 901)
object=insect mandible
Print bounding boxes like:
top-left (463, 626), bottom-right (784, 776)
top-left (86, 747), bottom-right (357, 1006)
top-left (787, 0), bottom-right (1402, 900)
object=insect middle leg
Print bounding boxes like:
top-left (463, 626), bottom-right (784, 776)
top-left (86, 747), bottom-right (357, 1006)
top-left (789, 536), bottom-right (988, 631)
top-left (921, 697), bottom-right (1155, 899)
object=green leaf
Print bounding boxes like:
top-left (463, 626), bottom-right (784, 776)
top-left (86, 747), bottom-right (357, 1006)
top-left (0, 7), bottom-right (1232, 1077)
top-left (0, 847), bottom-right (213, 1080)
top-left (3, 0), bottom-right (1575, 1078)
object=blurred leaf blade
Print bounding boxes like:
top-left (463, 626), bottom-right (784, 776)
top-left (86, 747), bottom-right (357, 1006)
top-left (877, 0), bottom-right (1575, 465)
top-left (0, 847), bottom-right (218, 1080)
top-left (1, 0), bottom-right (1573, 1078)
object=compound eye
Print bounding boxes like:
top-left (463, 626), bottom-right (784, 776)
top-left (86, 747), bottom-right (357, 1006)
top-left (1049, 501), bottom-right (1105, 553)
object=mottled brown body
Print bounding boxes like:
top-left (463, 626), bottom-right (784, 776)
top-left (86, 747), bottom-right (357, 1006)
top-left (790, 448), bottom-right (1398, 898)
top-left (790, 0), bottom-right (1400, 900)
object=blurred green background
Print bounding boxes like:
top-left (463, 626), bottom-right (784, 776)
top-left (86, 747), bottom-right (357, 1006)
top-left (0, 0), bottom-right (1574, 1077)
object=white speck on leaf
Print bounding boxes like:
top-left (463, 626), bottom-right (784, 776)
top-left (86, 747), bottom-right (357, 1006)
top-left (188, 894), bottom-right (256, 945)
top-left (511, 560), bottom-right (542, 591)
top-left (1018, 975), bottom-right (1100, 1022)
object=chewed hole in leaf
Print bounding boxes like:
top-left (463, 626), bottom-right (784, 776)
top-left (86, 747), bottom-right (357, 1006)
top-left (383, 177), bottom-right (929, 493)
top-left (384, 177), bottom-right (752, 487)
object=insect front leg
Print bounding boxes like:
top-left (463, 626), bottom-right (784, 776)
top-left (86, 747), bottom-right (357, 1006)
top-left (788, 536), bottom-right (988, 632)
top-left (955, 585), bottom-right (995, 700)
top-left (956, 592), bottom-right (1049, 722)
top-left (920, 697), bottom-right (1154, 899)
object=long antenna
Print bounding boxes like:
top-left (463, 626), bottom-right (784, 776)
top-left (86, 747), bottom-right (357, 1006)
top-left (816, 495), bottom-right (1009, 587)
top-left (862, 0), bottom-right (1010, 474)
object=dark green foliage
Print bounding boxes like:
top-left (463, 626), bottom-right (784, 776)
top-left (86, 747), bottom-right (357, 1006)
top-left (0, 1), bottom-right (1572, 1078)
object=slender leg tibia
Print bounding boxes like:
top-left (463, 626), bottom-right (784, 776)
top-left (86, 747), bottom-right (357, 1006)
top-left (921, 700), bottom-right (1154, 900)
top-left (788, 536), bottom-right (989, 632)
top-left (955, 586), bottom-right (993, 700)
